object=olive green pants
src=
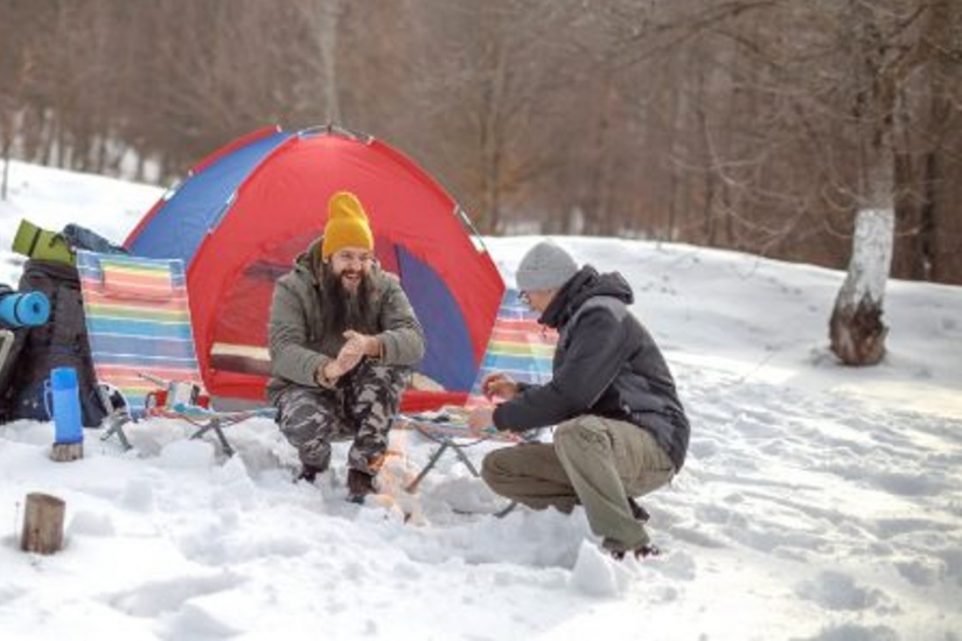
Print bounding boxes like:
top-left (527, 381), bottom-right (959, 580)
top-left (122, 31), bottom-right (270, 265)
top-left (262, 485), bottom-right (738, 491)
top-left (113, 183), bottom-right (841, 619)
top-left (481, 415), bottom-right (675, 550)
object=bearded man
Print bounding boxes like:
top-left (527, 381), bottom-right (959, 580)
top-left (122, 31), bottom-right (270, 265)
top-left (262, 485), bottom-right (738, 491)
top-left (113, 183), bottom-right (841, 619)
top-left (267, 191), bottom-right (425, 502)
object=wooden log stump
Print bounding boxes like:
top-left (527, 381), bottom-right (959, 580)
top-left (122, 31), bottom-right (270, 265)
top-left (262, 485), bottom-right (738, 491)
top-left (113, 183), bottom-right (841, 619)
top-left (50, 442), bottom-right (84, 462)
top-left (20, 493), bottom-right (66, 555)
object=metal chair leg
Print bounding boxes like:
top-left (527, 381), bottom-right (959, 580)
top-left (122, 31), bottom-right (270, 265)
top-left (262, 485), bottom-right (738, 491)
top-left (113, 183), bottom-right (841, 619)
top-left (189, 417), bottom-right (235, 457)
top-left (405, 435), bottom-right (483, 493)
top-left (449, 441), bottom-right (480, 477)
top-left (406, 440), bottom-right (451, 492)
top-left (100, 415), bottom-right (133, 450)
top-left (494, 501), bottom-right (518, 518)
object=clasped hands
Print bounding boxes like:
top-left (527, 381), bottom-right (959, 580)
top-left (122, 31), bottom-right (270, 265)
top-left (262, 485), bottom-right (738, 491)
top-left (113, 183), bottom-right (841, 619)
top-left (316, 330), bottom-right (381, 384)
top-left (466, 372), bottom-right (519, 436)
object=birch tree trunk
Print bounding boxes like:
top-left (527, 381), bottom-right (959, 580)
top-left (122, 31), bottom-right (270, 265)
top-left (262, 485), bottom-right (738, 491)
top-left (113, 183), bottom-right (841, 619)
top-left (829, 208), bottom-right (894, 364)
top-left (828, 0), bottom-right (899, 365)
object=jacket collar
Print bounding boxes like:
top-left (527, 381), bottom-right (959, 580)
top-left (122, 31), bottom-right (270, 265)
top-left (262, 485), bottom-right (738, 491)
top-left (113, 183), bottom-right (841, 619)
top-left (538, 265), bottom-right (634, 328)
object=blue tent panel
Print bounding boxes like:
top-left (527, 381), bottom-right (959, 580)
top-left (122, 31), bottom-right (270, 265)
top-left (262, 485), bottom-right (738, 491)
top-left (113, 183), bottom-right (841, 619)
top-left (397, 245), bottom-right (476, 392)
top-left (129, 130), bottom-right (293, 263)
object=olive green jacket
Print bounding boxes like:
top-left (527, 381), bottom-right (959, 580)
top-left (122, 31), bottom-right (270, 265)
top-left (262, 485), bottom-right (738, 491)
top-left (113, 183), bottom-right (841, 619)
top-left (266, 238), bottom-right (425, 403)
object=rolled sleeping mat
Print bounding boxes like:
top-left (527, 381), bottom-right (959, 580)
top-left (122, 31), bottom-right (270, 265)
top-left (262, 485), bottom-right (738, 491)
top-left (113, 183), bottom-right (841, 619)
top-left (0, 291), bottom-right (51, 328)
top-left (12, 218), bottom-right (74, 265)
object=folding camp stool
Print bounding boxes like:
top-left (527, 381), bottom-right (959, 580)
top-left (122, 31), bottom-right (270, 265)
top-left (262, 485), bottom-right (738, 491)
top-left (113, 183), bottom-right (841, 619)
top-left (102, 410), bottom-right (236, 456)
top-left (143, 402), bottom-right (274, 458)
top-left (398, 412), bottom-right (525, 518)
top-left (400, 413), bottom-right (486, 492)
top-left (98, 377), bottom-right (233, 454)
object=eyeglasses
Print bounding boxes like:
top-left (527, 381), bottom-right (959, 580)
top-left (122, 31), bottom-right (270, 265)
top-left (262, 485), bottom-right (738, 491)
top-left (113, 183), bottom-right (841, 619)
top-left (332, 250), bottom-right (374, 266)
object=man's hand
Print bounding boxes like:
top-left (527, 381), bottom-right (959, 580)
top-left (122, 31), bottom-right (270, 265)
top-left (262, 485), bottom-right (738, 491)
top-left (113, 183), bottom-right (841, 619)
top-left (334, 336), bottom-right (365, 373)
top-left (316, 334), bottom-right (372, 384)
top-left (481, 372), bottom-right (519, 401)
top-left (467, 406), bottom-right (497, 437)
top-left (343, 330), bottom-right (381, 358)
top-left (316, 355), bottom-right (351, 384)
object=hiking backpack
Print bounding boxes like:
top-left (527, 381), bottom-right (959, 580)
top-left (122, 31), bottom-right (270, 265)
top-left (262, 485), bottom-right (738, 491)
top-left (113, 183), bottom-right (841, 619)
top-left (0, 259), bottom-right (106, 426)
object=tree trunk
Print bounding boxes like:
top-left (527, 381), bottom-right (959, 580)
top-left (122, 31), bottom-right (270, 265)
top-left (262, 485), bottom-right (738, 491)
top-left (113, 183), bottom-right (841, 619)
top-left (916, 0), bottom-right (951, 282)
top-left (1, 140), bottom-right (10, 201)
top-left (95, 133), bottom-right (108, 174)
top-left (40, 114), bottom-right (54, 166)
top-left (584, 74), bottom-right (614, 235)
top-left (135, 153), bottom-right (146, 182)
top-left (664, 72), bottom-right (683, 242)
top-left (829, 208), bottom-right (894, 365)
top-left (918, 151), bottom-right (939, 281)
top-left (316, 0), bottom-right (342, 124)
top-left (480, 41), bottom-right (507, 233)
top-left (695, 63), bottom-right (717, 245)
top-left (20, 493), bottom-right (66, 555)
top-left (831, 87), bottom-right (895, 366)
top-left (829, 1), bottom-right (900, 365)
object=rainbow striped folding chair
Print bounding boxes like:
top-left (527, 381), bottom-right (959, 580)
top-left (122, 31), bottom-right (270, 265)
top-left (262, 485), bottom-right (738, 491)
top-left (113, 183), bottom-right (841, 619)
top-left (467, 288), bottom-right (556, 408)
top-left (76, 250), bottom-right (239, 453)
top-left (401, 289), bottom-right (557, 493)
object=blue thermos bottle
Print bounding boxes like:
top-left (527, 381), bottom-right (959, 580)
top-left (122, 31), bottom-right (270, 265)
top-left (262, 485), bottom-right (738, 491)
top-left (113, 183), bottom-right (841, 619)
top-left (45, 367), bottom-right (84, 444)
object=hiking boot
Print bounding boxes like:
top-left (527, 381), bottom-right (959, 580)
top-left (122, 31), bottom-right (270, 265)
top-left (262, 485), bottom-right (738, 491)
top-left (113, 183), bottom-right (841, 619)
top-left (346, 469), bottom-right (376, 503)
top-left (602, 537), bottom-right (662, 561)
top-left (627, 496), bottom-right (650, 523)
top-left (613, 543), bottom-right (661, 561)
top-left (296, 463), bottom-right (326, 484)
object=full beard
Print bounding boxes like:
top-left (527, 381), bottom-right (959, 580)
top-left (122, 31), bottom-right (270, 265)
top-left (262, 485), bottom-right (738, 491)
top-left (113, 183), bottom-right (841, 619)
top-left (321, 264), bottom-right (374, 334)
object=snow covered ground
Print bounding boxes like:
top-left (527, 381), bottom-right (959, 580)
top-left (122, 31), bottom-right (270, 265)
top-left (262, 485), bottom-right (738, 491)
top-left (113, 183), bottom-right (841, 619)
top-left (1, 160), bottom-right (960, 640)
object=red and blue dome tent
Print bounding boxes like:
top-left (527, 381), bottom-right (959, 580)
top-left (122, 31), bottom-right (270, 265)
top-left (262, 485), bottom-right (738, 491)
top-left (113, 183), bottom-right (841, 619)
top-left (125, 125), bottom-right (505, 411)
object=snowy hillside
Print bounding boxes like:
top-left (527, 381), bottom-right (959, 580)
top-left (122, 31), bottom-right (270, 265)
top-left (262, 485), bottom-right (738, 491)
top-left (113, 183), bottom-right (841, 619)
top-left (1, 160), bottom-right (960, 641)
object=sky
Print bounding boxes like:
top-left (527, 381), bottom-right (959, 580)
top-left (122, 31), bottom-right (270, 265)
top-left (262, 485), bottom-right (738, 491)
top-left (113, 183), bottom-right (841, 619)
top-left (1, 160), bottom-right (960, 641)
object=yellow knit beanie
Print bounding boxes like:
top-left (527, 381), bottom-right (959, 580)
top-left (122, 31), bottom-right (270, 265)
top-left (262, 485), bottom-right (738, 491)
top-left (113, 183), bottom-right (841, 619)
top-left (321, 191), bottom-right (374, 260)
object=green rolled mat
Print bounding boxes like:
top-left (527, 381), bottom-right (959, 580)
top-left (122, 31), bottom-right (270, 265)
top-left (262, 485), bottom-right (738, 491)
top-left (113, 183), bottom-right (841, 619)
top-left (12, 219), bottom-right (75, 265)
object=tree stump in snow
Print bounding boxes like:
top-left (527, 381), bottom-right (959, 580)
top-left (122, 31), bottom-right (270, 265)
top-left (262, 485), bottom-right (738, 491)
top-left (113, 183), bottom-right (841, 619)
top-left (20, 493), bottom-right (66, 555)
top-left (829, 209), bottom-right (894, 366)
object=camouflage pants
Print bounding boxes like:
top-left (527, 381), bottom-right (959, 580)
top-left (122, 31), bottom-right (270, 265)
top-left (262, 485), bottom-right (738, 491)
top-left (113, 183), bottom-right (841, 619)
top-left (275, 360), bottom-right (410, 475)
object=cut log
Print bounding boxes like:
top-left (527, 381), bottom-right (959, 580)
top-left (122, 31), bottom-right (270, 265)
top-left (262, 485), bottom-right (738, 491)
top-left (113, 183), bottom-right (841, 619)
top-left (50, 442), bottom-right (84, 462)
top-left (20, 493), bottom-right (66, 555)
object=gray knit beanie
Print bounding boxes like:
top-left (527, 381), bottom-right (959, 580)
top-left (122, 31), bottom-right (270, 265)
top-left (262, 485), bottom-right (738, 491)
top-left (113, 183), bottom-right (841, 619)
top-left (515, 241), bottom-right (579, 291)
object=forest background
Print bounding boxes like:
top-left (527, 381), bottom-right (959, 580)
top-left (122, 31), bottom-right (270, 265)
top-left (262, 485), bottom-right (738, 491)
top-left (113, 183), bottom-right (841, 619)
top-left (1, 0), bottom-right (960, 284)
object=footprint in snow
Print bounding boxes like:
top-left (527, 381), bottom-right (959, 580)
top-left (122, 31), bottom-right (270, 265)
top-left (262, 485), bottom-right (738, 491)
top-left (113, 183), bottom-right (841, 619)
top-left (103, 571), bottom-right (246, 618)
top-left (794, 570), bottom-right (894, 613)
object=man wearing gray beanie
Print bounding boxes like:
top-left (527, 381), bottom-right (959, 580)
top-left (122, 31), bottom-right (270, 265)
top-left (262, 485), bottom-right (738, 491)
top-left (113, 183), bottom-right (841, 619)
top-left (469, 240), bottom-right (690, 560)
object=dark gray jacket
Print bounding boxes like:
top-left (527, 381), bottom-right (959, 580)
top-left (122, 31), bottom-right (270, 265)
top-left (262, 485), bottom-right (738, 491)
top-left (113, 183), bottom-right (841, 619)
top-left (493, 266), bottom-right (690, 471)
top-left (266, 238), bottom-right (425, 403)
